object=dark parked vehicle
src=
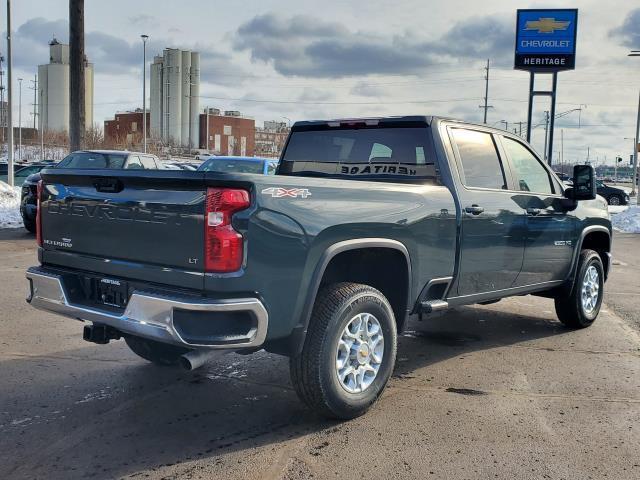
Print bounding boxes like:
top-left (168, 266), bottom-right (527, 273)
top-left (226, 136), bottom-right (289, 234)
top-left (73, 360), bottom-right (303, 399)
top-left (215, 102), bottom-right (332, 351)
top-left (26, 117), bottom-right (611, 419)
top-left (0, 163), bottom-right (49, 186)
top-left (596, 180), bottom-right (629, 205)
top-left (20, 150), bottom-right (162, 232)
top-left (198, 156), bottom-right (278, 175)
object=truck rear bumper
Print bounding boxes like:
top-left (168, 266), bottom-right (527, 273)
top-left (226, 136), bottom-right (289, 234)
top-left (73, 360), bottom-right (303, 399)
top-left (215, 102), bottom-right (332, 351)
top-left (26, 266), bottom-right (268, 350)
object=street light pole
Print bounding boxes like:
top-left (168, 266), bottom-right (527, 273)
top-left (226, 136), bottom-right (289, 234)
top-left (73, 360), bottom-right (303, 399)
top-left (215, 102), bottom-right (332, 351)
top-left (18, 77), bottom-right (22, 161)
top-left (141, 34), bottom-right (148, 153)
top-left (6, 0), bottom-right (14, 186)
top-left (627, 51), bottom-right (639, 201)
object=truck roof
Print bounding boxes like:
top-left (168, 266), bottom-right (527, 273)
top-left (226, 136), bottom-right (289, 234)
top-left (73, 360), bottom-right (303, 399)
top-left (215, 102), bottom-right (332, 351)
top-left (291, 115), bottom-right (509, 134)
top-left (72, 149), bottom-right (156, 157)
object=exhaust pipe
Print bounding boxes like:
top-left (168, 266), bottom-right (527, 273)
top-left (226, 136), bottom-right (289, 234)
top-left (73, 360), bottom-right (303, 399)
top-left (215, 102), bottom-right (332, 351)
top-left (180, 349), bottom-right (224, 371)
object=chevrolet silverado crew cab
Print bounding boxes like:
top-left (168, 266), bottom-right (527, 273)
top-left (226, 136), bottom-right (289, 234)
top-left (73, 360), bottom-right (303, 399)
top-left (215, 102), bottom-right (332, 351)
top-left (26, 116), bottom-right (611, 419)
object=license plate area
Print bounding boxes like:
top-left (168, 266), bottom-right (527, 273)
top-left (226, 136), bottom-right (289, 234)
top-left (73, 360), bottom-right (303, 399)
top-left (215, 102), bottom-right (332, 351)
top-left (95, 278), bottom-right (129, 308)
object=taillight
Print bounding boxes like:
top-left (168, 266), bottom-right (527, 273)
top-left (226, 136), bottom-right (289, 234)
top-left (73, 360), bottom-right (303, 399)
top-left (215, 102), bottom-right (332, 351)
top-left (204, 188), bottom-right (250, 272)
top-left (36, 180), bottom-right (43, 247)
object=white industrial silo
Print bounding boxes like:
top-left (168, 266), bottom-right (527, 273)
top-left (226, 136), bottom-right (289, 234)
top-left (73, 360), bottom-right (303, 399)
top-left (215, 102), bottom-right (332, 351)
top-left (189, 51), bottom-right (200, 149)
top-left (164, 48), bottom-right (182, 145)
top-left (150, 55), bottom-right (163, 138)
top-left (180, 51), bottom-right (192, 147)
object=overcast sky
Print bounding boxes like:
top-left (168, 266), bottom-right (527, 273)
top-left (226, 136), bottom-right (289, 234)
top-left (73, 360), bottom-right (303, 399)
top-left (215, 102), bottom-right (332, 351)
top-left (4, 0), bottom-right (640, 165)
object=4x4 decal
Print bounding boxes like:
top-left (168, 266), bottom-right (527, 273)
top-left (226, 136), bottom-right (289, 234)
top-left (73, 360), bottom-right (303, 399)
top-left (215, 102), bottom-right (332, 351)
top-left (261, 187), bottom-right (312, 198)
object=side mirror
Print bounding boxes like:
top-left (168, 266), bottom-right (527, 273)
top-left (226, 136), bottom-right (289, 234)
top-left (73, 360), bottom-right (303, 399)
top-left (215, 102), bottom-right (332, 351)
top-left (567, 164), bottom-right (596, 201)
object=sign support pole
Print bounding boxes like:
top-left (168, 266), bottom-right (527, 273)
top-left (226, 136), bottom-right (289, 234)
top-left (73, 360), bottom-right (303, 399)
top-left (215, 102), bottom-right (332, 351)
top-left (547, 72), bottom-right (558, 165)
top-left (526, 72), bottom-right (534, 142)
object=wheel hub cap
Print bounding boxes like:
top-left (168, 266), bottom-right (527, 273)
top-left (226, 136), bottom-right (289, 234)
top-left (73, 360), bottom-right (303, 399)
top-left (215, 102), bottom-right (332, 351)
top-left (581, 265), bottom-right (600, 315)
top-left (335, 312), bottom-right (384, 394)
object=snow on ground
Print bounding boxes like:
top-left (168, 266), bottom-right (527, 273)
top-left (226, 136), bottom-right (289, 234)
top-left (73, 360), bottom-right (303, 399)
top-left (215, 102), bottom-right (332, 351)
top-left (0, 181), bottom-right (22, 229)
top-left (611, 205), bottom-right (640, 234)
top-left (608, 205), bottom-right (630, 215)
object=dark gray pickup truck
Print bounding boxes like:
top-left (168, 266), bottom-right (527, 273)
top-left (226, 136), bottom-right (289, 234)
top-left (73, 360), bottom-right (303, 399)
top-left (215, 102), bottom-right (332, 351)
top-left (26, 116), bottom-right (611, 419)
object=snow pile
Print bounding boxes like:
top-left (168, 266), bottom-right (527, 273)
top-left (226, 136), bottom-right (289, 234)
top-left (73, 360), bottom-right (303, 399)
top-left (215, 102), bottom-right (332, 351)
top-left (0, 181), bottom-right (22, 228)
top-left (611, 205), bottom-right (640, 234)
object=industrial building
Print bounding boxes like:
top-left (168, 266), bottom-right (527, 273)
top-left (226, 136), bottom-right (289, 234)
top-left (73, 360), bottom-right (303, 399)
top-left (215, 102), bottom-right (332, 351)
top-left (255, 120), bottom-right (290, 157)
top-left (104, 109), bottom-right (150, 146)
top-left (150, 48), bottom-right (200, 148)
top-left (38, 38), bottom-right (94, 133)
top-left (199, 109), bottom-right (255, 156)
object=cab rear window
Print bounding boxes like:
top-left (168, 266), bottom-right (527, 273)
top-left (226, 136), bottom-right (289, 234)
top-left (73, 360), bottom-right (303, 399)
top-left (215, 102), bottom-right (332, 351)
top-left (279, 127), bottom-right (438, 182)
top-left (57, 152), bottom-right (127, 169)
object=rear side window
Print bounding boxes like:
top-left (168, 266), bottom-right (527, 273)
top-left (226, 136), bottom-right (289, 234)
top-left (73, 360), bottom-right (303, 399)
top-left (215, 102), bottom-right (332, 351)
top-left (502, 137), bottom-right (553, 194)
top-left (140, 156), bottom-right (158, 169)
top-left (125, 156), bottom-right (144, 170)
top-left (57, 152), bottom-right (127, 169)
top-left (280, 127), bottom-right (437, 182)
top-left (451, 129), bottom-right (506, 190)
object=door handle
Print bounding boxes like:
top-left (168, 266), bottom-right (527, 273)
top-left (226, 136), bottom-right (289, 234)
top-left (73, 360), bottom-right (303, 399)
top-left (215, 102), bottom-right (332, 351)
top-left (526, 207), bottom-right (542, 216)
top-left (464, 205), bottom-right (484, 215)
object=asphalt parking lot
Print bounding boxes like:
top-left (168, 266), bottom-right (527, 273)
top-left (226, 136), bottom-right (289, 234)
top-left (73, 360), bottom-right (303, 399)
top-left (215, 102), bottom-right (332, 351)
top-left (1, 229), bottom-right (639, 480)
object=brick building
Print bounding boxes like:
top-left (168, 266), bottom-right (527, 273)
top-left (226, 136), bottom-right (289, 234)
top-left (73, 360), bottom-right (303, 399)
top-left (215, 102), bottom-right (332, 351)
top-left (255, 120), bottom-right (290, 157)
top-left (199, 110), bottom-right (255, 156)
top-left (104, 110), bottom-right (150, 146)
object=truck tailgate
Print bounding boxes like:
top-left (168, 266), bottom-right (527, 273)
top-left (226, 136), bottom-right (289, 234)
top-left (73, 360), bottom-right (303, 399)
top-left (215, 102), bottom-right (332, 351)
top-left (39, 170), bottom-right (207, 288)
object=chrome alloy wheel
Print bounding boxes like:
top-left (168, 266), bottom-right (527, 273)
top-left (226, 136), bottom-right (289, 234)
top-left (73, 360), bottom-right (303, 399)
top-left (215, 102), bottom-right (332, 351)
top-left (581, 265), bottom-right (600, 315)
top-left (335, 312), bottom-right (384, 394)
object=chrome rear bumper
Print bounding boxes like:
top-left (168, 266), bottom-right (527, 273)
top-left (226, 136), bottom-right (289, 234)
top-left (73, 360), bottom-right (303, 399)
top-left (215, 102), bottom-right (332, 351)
top-left (26, 267), bottom-right (268, 349)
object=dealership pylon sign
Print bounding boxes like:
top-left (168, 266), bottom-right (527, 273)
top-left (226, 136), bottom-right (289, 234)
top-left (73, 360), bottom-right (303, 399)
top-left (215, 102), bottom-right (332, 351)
top-left (515, 9), bottom-right (578, 71)
top-left (516, 9), bottom-right (578, 166)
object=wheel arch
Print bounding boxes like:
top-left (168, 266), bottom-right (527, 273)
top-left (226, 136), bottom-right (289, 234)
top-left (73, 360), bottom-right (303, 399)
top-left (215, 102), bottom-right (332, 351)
top-left (568, 226), bottom-right (611, 287)
top-left (290, 238), bottom-right (412, 356)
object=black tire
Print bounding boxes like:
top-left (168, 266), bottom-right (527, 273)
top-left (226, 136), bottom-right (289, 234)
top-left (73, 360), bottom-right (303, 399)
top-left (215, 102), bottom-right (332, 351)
top-left (124, 335), bottom-right (189, 366)
top-left (23, 218), bottom-right (36, 234)
top-left (290, 282), bottom-right (397, 419)
top-left (607, 195), bottom-right (621, 206)
top-left (554, 249), bottom-right (604, 329)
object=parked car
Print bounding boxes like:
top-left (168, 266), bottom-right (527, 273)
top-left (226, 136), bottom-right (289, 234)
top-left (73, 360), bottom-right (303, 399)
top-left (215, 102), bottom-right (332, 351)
top-left (198, 156), bottom-right (278, 175)
top-left (20, 150), bottom-right (162, 233)
top-left (596, 180), bottom-right (630, 205)
top-left (27, 116), bottom-right (611, 419)
top-left (0, 163), bottom-right (50, 186)
top-left (165, 161), bottom-right (199, 171)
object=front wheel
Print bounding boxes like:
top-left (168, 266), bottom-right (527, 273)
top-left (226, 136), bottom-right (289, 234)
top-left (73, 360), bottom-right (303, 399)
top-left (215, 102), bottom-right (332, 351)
top-left (554, 249), bottom-right (604, 328)
top-left (290, 282), bottom-right (397, 419)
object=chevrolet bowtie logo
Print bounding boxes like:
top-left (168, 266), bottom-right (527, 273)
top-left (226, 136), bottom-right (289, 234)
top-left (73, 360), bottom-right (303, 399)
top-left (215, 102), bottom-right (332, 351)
top-left (525, 17), bottom-right (570, 34)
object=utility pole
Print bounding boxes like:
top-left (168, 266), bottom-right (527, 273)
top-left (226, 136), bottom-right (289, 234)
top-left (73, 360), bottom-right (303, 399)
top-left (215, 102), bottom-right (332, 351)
top-left (17, 77), bottom-right (21, 160)
top-left (205, 106), bottom-right (209, 152)
top-left (479, 58), bottom-right (492, 124)
top-left (30, 74), bottom-right (37, 129)
top-left (39, 88), bottom-right (44, 159)
top-left (561, 129), bottom-right (564, 174)
top-left (69, 0), bottom-right (85, 152)
top-left (6, 0), bottom-right (14, 186)
top-left (633, 89), bottom-right (639, 199)
top-left (141, 34), bottom-right (148, 152)
top-left (0, 54), bottom-right (4, 144)
top-left (543, 111), bottom-right (550, 163)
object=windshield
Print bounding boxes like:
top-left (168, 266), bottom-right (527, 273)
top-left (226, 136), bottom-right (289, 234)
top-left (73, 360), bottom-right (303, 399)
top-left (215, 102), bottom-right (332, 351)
top-left (279, 127), bottom-right (437, 181)
top-left (199, 158), bottom-right (264, 174)
top-left (57, 152), bottom-right (127, 169)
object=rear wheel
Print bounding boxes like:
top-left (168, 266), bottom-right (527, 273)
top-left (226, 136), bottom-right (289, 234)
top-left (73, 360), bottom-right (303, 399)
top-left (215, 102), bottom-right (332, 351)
top-left (608, 195), bottom-right (621, 206)
top-left (23, 218), bottom-right (36, 233)
top-left (124, 336), bottom-right (189, 366)
top-left (290, 282), bottom-right (397, 419)
top-left (554, 249), bottom-right (604, 328)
